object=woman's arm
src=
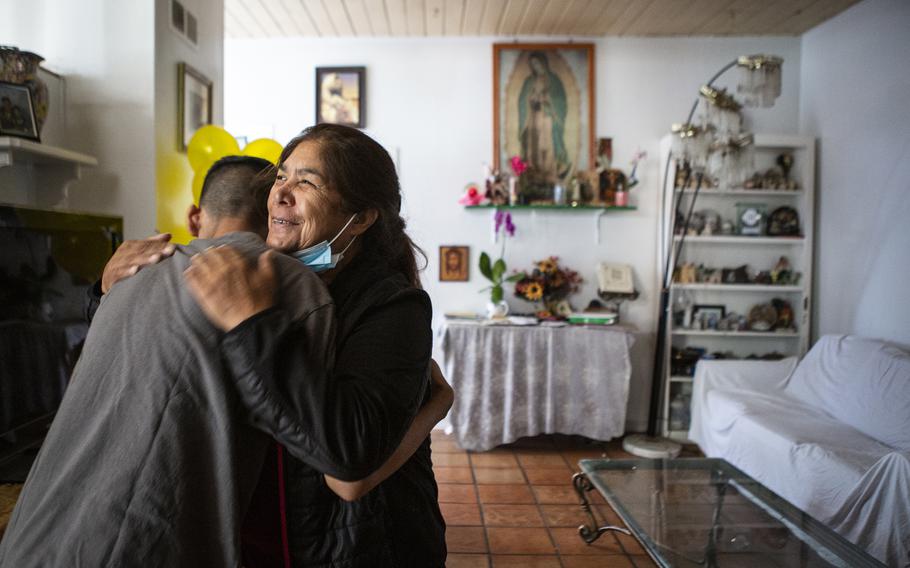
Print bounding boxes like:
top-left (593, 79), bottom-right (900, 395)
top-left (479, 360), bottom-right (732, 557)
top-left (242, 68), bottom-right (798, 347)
top-left (325, 360), bottom-right (453, 502)
top-left (185, 246), bottom-right (434, 481)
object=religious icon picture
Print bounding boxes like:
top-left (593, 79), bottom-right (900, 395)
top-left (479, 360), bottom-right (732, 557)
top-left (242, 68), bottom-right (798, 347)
top-left (493, 43), bottom-right (595, 198)
top-left (439, 246), bottom-right (469, 282)
top-left (0, 82), bottom-right (40, 142)
top-left (315, 66), bottom-right (366, 128)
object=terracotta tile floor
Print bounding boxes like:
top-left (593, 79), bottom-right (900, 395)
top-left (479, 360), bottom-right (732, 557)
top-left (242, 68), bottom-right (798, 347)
top-left (434, 431), bottom-right (701, 568)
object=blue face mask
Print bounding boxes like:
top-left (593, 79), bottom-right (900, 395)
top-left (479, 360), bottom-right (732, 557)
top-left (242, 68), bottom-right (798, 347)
top-left (292, 214), bottom-right (358, 273)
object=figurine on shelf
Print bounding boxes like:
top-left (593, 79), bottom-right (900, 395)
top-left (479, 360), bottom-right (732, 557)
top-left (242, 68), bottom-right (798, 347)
top-left (458, 183), bottom-right (485, 206)
top-left (675, 263), bottom-right (698, 284)
top-left (595, 138), bottom-right (628, 206)
top-left (770, 256), bottom-right (792, 284)
top-left (722, 265), bottom-right (751, 284)
top-left (772, 298), bottom-right (795, 330)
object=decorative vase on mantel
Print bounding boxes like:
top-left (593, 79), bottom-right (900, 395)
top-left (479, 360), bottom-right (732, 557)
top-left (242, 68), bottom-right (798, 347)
top-left (0, 45), bottom-right (49, 133)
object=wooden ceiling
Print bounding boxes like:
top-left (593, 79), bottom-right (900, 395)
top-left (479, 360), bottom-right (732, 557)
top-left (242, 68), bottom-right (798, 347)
top-left (225, 0), bottom-right (861, 38)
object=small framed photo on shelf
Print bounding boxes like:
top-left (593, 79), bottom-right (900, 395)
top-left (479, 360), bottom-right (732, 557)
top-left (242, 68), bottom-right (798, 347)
top-left (178, 62), bottom-right (213, 150)
top-left (439, 245), bottom-right (469, 282)
top-left (0, 82), bottom-right (40, 142)
top-left (693, 304), bottom-right (726, 330)
top-left (316, 66), bottom-right (366, 128)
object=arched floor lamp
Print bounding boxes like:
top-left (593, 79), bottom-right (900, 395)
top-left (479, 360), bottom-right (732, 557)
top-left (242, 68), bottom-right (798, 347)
top-left (624, 55), bottom-right (784, 459)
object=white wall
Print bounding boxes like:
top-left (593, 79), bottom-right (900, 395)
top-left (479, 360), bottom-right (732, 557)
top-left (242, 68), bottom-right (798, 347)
top-left (1, 0), bottom-right (156, 239)
top-left (800, 0), bottom-right (910, 349)
top-left (225, 34), bottom-right (801, 430)
top-left (1, 0), bottom-right (224, 240)
top-left (154, 0), bottom-right (224, 238)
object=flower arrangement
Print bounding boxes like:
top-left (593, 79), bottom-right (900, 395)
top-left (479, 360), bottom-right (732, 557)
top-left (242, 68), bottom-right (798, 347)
top-left (479, 211), bottom-right (520, 307)
top-left (513, 257), bottom-right (583, 318)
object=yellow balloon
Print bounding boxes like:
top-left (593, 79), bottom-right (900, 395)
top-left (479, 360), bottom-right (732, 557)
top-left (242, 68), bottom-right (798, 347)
top-left (187, 125), bottom-right (240, 173)
top-left (242, 138), bottom-right (283, 165)
top-left (192, 170), bottom-right (206, 205)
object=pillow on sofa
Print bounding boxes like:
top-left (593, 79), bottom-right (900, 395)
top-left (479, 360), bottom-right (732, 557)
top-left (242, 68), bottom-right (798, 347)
top-left (785, 335), bottom-right (910, 450)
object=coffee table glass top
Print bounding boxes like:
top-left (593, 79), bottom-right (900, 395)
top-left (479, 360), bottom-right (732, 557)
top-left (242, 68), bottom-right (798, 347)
top-left (578, 458), bottom-right (884, 568)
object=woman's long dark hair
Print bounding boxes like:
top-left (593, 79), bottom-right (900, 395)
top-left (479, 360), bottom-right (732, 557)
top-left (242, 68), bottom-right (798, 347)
top-left (279, 124), bottom-right (426, 288)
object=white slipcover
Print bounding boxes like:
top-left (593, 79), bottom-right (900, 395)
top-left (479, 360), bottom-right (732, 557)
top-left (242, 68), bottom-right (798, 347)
top-left (689, 335), bottom-right (910, 567)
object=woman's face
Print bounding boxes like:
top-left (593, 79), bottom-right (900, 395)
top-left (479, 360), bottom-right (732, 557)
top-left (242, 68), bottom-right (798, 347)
top-left (266, 140), bottom-right (350, 253)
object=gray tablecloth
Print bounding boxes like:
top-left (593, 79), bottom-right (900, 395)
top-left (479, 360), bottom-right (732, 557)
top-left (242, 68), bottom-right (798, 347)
top-left (441, 322), bottom-right (635, 451)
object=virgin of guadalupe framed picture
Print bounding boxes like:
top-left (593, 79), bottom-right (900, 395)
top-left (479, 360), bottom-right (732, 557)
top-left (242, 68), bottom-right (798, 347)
top-left (178, 62), bottom-right (213, 150)
top-left (315, 67), bottom-right (366, 128)
top-left (493, 43), bottom-right (595, 196)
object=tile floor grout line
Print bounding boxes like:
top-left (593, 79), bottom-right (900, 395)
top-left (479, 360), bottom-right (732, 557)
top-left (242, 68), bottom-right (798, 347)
top-left (514, 449), bottom-right (566, 566)
top-left (466, 451), bottom-right (493, 568)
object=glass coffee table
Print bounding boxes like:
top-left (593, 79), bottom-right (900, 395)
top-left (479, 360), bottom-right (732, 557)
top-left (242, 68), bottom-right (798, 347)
top-left (573, 458), bottom-right (884, 567)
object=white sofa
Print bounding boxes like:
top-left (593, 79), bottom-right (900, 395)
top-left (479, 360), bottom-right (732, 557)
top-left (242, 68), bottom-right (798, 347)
top-left (689, 334), bottom-right (910, 567)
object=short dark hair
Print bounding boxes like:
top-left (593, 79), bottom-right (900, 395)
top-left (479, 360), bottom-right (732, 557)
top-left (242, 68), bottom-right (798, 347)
top-left (199, 155), bottom-right (273, 232)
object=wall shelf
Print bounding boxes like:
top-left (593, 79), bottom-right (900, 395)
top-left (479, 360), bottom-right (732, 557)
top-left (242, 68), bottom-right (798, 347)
top-left (466, 203), bottom-right (636, 244)
top-left (465, 204), bottom-right (636, 212)
top-left (0, 138), bottom-right (98, 209)
top-left (672, 329), bottom-right (800, 338)
top-left (675, 189), bottom-right (803, 196)
top-left (674, 235), bottom-right (804, 245)
top-left (0, 137), bottom-right (97, 168)
top-left (672, 284), bottom-right (803, 292)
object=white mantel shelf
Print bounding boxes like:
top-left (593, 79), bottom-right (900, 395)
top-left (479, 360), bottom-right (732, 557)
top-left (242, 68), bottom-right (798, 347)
top-left (0, 137), bottom-right (98, 168)
top-left (0, 137), bottom-right (97, 209)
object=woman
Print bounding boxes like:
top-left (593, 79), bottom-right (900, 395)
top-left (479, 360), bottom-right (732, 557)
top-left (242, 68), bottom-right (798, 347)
top-left (183, 124), bottom-right (447, 567)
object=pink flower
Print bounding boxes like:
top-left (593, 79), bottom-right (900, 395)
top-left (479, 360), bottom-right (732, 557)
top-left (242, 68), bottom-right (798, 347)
top-left (509, 156), bottom-right (527, 176)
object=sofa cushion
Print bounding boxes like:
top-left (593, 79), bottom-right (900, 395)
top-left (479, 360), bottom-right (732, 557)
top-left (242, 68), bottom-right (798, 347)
top-left (704, 389), bottom-right (893, 514)
top-left (784, 334), bottom-right (910, 450)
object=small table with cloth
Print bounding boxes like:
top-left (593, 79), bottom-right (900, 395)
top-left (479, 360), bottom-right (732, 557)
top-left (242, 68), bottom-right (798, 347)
top-left (441, 321), bottom-right (634, 452)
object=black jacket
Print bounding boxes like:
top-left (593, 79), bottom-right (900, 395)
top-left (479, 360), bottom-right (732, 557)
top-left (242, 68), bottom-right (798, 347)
top-left (223, 252), bottom-right (446, 567)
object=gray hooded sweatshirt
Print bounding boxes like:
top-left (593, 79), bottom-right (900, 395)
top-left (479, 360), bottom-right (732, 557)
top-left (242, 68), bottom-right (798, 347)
top-left (0, 231), bottom-right (335, 567)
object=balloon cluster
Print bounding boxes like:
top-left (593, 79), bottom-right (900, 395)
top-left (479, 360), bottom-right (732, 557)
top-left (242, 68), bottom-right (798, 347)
top-left (186, 125), bottom-right (283, 204)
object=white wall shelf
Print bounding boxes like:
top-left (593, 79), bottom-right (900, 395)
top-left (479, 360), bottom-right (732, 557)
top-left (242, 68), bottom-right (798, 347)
top-left (0, 137), bottom-right (97, 209)
top-left (672, 284), bottom-right (803, 292)
top-left (674, 236), bottom-right (805, 245)
top-left (0, 137), bottom-right (98, 168)
top-left (676, 189), bottom-right (803, 196)
top-left (658, 133), bottom-right (816, 442)
top-left (672, 329), bottom-right (800, 338)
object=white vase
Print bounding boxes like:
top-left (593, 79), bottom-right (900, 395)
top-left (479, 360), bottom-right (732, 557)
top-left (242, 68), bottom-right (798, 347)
top-left (486, 300), bottom-right (509, 319)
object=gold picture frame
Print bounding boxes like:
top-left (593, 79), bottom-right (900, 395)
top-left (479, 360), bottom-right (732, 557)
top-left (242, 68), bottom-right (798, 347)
top-left (492, 43), bottom-right (595, 186)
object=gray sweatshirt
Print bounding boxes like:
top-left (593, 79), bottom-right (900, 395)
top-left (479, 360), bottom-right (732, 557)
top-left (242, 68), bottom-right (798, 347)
top-left (0, 231), bottom-right (335, 567)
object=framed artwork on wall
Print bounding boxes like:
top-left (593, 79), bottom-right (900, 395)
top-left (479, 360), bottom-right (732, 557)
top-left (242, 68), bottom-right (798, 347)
top-left (493, 43), bottom-right (595, 190)
top-left (0, 81), bottom-right (40, 142)
top-left (439, 245), bottom-right (469, 282)
top-left (315, 66), bottom-right (366, 128)
top-left (178, 62), bottom-right (213, 150)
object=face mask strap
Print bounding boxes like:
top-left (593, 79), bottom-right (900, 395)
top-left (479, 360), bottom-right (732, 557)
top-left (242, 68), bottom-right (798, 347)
top-left (328, 214), bottom-right (359, 246)
top-left (336, 234), bottom-right (358, 257)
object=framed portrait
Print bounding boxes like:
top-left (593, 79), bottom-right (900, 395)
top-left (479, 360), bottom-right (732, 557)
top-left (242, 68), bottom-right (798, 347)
top-left (178, 62), bottom-right (213, 150)
top-left (493, 43), bottom-right (595, 191)
top-left (0, 82), bottom-right (40, 142)
top-left (316, 66), bottom-right (366, 128)
top-left (693, 304), bottom-right (726, 330)
top-left (439, 246), bottom-right (469, 282)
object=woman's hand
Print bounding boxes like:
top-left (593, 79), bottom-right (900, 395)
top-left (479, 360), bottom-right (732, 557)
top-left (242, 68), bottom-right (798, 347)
top-left (184, 245), bottom-right (277, 332)
top-left (101, 233), bottom-right (176, 293)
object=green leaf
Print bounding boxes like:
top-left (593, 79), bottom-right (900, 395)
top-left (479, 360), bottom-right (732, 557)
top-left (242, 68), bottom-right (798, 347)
top-left (491, 285), bottom-right (503, 303)
top-left (505, 272), bottom-right (526, 283)
top-left (479, 252), bottom-right (493, 280)
top-left (492, 259), bottom-right (506, 282)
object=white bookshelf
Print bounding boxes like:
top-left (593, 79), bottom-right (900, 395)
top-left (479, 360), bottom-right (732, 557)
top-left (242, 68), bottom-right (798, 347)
top-left (657, 133), bottom-right (816, 442)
